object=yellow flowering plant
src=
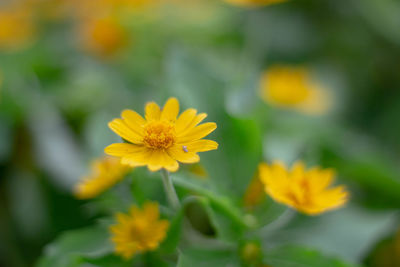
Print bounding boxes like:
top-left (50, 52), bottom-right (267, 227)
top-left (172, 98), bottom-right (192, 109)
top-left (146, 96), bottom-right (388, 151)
top-left (16, 0), bottom-right (398, 265)
top-left (34, 95), bottom-right (354, 267)
top-left (105, 97), bottom-right (218, 172)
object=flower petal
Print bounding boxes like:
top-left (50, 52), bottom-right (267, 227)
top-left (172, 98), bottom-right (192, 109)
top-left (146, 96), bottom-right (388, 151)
top-left (177, 122), bottom-right (217, 143)
top-left (108, 119), bottom-right (143, 144)
top-left (121, 109), bottom-right (146, 134)
top-left (177, 112), bottom-right (208, 136)
top-left (184, 139), bottom-right (218, 152)
top-left (105, 143), bottom-right (146, 157)
top-left (168, 144), bottom-right (200, 164)
top-left (175, 108), bottom-right (197, 133)
top-left (145, 101), bottom-right (161, 121)
top-left (120, 149), bottom-right (152, 167)
top-left (147, 150), bottom-right (179, 172)
top-left (143, 202), bottom-right (160, 221)
top-left (161, 97), bottom-right (179, 122)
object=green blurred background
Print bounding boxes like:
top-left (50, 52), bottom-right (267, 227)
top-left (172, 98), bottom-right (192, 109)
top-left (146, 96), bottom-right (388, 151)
top-left (0, 0), bottom-right (400, 266)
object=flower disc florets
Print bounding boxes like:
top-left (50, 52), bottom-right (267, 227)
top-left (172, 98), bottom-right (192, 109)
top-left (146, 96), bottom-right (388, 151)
top-left (143, 121), bottom-right (176, 149)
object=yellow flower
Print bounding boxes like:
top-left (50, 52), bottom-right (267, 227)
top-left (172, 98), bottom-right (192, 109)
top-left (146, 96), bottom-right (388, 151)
top-left (74, 156), bottom-right (131, 199)
top-left (79, 16), bottom-right (128, 58)
top-left (259, 161), bottom-right (349, 215)
top-left (0, 4), bottom-right (36, 51)
top-left (110, 202), bottom-right (169, 259)
top-left (224, 0), bottom-right (287, 7)
top-left (259, 65), bottom-right (331, 115)
top-left (105, 97), bottom-right (218, 172)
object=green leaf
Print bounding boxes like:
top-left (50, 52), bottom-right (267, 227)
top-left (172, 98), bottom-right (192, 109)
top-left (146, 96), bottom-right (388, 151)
top-left (79, 254), bottom-right (133, 267)
top-left (177, 248), bottom-right (240, 267)
top-left (264, 245), bottom-right (362, 267)
top-left (143, 252), bottom-right (175, 267)
top-left (37, 225), bottom-right (113, 267)
top-left (172, 174), bottom-right (247, 242)
top-left (200, 197), bottom-right (245, 243)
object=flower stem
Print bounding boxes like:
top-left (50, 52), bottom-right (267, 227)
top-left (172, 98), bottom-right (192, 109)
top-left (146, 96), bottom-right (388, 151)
top-left (161, 169), bottom-right (180, 211)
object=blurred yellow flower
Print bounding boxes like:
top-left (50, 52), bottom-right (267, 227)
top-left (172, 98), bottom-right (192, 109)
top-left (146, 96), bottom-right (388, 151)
top-left (259, 161), bottom-right (349, 215)
top-left (260, 65), bottom-right (331, 115)
top-left (79, 16), bottom-right (128, 58)
top-left (105, 97), bottom-right (218, 172)
top-left (74, 156), bottom-right (131, 199)
top-left (110, 202), bottom-right (169, 259)
top-left (224, 0), bottom-right (287, 7)
top-left (0, 4), bottom-right (36, 51)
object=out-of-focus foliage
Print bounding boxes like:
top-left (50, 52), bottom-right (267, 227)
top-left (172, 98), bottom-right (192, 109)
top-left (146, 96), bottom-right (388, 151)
top-left (0, 0), bottom-right (399, 266)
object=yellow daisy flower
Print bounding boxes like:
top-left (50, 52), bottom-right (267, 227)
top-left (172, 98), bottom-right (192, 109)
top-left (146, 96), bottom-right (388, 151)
top-left (105, 97), bottom-right (218, 172)
top-left (0, 4), bottom-right (36, 51)
top-left (224, 0), bottom-right (287, 7)
top-left (79, 15), bottom-right (128, 58)
top-left (259, 65), bottom-right (331, 115)
top-left (110, 202), bottom-right (169, 259)
top-left (259, 161), bottom-right (349, 215)
top-left (74, 156), bottom-right (131, 199)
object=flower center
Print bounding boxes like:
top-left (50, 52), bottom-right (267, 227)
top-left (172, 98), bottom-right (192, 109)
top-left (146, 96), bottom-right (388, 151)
top-left (143, 121), bottom-right (176, 149)
top-left (128, 220), bottom-right (149, 248)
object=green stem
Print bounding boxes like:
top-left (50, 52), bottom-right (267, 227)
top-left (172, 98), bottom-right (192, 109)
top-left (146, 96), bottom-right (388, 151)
top-left (161, 169), bottom-right (181, 211)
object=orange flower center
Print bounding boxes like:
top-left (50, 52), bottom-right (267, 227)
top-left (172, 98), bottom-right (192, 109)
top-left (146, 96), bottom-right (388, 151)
top-left (286, 178), bottom-right (312, 206)
top-left (129, 219), bottom-right (149, 247)
top-left (143, 121), bottom-right (176, 149)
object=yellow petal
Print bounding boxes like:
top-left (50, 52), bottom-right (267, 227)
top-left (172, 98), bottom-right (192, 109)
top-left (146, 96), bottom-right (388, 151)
top-left (309, 168), bottom-right (335, 192)
top-left (119, 148), bottom-right (153, 167)
top-left (175, 108), bottom-right (197, 133)
top-left (164, 162), bottom-right (179, 172)
top-left (121, 109), bottom-right (146, 133)
top-left (116, 213), bottom-right (130, 225)
top-left (130, 205), bottom-right (143, 217)
top-left (146, 150), bottom-right (179, 172)
top-left (258, 163), bottom-right (272, 185)
top-left (177, 122), bottom-right (217, 143)
top-left (316, 186), bottom-right (349, 208)
top-left (143, 202), bottom-right (160, 221)
top-left (177, 113), bottom-right (208, 136)
top-left (168, 144), bottom-right (200, 163)
top-left (145, 101), bottom-right (161, 121)
top-left (108, 119), bottom-right (143, 144)
top-left (291, 161), bottom-right (305, 176)
top-left (184, 139), bottom-right (219, 152)
top-left (161, 97), bottom-right (179, 122)
top-left (105, 143), bottom-right (146, 157)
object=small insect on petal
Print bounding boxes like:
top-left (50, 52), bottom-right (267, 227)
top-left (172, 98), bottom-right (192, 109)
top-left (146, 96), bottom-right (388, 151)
top-left (182, 145), bottom-right (188, 153)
